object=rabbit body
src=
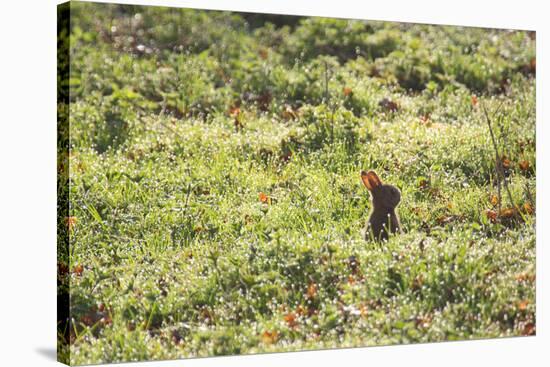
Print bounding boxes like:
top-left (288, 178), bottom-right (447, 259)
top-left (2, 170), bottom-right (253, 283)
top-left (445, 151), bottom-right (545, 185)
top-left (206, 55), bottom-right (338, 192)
top-left (367, 206), bottom-right (400, 241)
top-left (361, 170), bottom-right (401, 241)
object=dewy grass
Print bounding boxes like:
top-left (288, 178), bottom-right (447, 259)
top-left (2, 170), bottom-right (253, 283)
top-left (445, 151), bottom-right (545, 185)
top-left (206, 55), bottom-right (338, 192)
top-left (58, 2), bottom-right (535, 365)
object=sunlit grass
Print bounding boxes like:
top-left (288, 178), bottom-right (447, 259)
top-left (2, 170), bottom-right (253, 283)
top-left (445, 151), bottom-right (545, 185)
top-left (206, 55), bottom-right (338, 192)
top-left (59, 3), bottom-right (536, 365)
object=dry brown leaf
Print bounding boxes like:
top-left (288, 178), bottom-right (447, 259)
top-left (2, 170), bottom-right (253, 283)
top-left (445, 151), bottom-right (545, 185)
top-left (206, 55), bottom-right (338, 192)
top-left (415, 314), bottom-right (433, 328)
top-left (101, 314), bottom-right (113, 326)
top-left (171, 330), bottom-right (184, 345)
top-left (378, 98), bottom-right (399, 112)
top-left (280, 150), bottom-right (292, 163)
top-left (471, 95), bottom-right (478, 106)
top-left (343, 87), bottom-right (353, 96)
top-left (515, 272), bottom-right (536, 283)
top-left (193, 225), bottom-right (206, 233)
top-left (485, 210), bottom-right (498, 223)
top-left (418, 179), bottom-right (429, 190)
top-left (437, 215), bottom-right (455, 225)
top-left (411, 207), bottom-right (423, 215)
top-left (500, 207), bottom-right (517, 218)
top-left (347, 255), bottom-right (360, 275)
top-left (256, 91), bottom-right (272, 111)
top-left (306, 282), bottom-right (318, 299)
top-left (58, 262), bottom-right (69, 276)
top-left (490, 195), bottom-right (499, 206)
top-left (281, 105), bottom-right (298, 120)
top-left (259, 48), bottom-right (269, 60)
top-left (80, 314), bottom-right (95, 326)
top-left (79, 305), bottom-right (111, 328)
top-left (522, 322), bottom-right (536, 336)
top-left (419, 114), bottom-right (431, 126)
top-left (411, 274), bottom-right (424, 291)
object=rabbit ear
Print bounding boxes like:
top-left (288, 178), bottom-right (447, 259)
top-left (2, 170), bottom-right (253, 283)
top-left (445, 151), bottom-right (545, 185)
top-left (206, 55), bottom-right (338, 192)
top-left (361, 170), bottom-right (382, 191)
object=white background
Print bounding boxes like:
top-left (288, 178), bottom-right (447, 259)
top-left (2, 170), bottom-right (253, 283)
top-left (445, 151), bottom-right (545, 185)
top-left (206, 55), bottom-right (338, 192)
top-left (0, 0), bottom-right (547, 366)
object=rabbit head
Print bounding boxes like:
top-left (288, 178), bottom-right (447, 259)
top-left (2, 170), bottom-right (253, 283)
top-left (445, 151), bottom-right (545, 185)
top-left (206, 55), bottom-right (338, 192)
top-left (361, 170), bottom-right (401, 211)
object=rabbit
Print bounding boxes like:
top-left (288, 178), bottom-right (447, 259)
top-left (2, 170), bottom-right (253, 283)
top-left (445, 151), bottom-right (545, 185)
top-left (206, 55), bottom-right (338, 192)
top-left (361, 170), bottom-right (401, 241)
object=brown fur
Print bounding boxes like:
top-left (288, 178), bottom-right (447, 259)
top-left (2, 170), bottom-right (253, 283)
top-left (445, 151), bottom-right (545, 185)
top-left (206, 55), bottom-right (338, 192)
top-left (361, 170), bottom-right (401, 241)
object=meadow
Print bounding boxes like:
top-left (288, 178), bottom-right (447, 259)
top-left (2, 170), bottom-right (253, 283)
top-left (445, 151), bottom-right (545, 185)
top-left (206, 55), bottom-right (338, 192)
top-left (57, 2), bottom-right (536, 364)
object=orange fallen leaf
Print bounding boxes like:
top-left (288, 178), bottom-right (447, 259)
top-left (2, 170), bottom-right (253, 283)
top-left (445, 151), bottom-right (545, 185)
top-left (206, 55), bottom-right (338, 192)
top-left (229, 106), bottom-right (241, 117)
top-left (343, 87), bottom-right (353, 96)
top-left (490, 195), bottom-right (499, 206)
top-left (73, 264), bottom-right (84, 276)
top-left (284, 312), bottom-right (298, 328)
top-left (515, 272), bottom-right (536, 283)
top-left (359, 304), bottom-right (368, 317)
top-left (261, 330), bottom-right (278, 344)
top-left (501, 156), bottom-right (511, 169)
top-left (519, 160), bottom-right (530, 171)
top-left (471, 95), bottom-right (478, 106)
top-left (518, 300), bottom-right (529, 311)
top-left (66, 216), bottom-right (77, 231)
top-left (258, 192), bottom-right (270, 204)
top-left (523, 202), bottom-right (534, 215)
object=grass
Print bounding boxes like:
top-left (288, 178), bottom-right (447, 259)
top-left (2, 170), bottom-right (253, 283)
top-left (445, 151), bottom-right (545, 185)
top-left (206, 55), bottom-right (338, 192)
top-left (58, 2), bottom-right (536, 365)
